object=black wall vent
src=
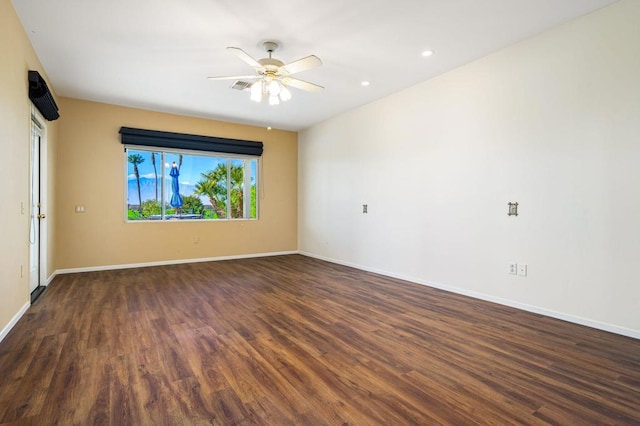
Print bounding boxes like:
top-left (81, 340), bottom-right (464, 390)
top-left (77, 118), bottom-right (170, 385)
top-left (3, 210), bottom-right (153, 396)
top-left (120, 127), bottom-right (263, 156)
top-left (28, 70), bottom-right (60, 121)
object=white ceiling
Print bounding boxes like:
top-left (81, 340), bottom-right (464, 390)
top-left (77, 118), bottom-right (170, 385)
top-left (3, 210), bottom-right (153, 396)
top-left (13, 0), bottom-right (618, 131)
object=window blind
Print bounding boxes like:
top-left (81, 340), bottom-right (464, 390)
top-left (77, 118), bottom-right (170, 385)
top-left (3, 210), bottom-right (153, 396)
top-left (119, 127), bottom-right (263, 156)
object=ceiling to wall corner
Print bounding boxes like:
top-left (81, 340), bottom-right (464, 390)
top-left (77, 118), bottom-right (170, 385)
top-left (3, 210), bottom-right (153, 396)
top-left (13, 0), bottom-right (619, 131)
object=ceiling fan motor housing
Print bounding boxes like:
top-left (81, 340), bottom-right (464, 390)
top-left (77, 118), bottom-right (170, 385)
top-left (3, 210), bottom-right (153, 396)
top-left (259, 58), bottom-right (284, 72)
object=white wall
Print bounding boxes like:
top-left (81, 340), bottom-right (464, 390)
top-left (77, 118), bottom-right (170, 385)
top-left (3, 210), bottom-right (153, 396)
top-left (298, 0), bottom-right (640, 337)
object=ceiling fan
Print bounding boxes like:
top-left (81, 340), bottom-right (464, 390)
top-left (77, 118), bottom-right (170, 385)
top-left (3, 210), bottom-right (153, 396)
top-left (208, 41), bottom-right (323, 105)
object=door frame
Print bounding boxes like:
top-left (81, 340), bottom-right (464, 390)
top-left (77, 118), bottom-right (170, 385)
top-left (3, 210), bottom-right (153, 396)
top-left (29, 107), bottom-right (48, 302)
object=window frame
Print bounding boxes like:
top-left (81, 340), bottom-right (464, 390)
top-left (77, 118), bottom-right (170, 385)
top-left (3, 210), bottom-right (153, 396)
top-left (124, 144), bottom-right (259, 222)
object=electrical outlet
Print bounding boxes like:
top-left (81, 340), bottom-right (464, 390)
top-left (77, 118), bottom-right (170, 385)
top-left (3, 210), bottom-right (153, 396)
top-left (362, 204), bottom-right (368, 214)
top-left (509, 263), bottom-right (517, 275)
top-left (518, 264), bottom-right (528, 277)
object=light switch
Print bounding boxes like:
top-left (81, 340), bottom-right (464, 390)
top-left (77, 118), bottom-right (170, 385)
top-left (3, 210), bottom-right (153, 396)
top-left (518, 264), bottom-right (527, 277)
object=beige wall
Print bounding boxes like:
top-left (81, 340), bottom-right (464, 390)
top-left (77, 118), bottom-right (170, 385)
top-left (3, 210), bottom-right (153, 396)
top-left (55, 98), bottom-right (297, 270)
top-left (299, 0), bottom-right (640, 337)
top-left (0, 1), bottom-right (58, 334)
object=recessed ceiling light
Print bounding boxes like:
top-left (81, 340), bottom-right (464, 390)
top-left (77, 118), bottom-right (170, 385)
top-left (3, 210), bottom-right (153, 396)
top-left (361, 81), bottom-right (370, 87)
top-left (421, 50), bottom-right (435, 58)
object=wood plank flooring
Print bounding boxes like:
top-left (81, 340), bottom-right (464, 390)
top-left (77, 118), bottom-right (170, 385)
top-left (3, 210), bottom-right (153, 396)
top-left (0, 254), bottom-right (639, 425)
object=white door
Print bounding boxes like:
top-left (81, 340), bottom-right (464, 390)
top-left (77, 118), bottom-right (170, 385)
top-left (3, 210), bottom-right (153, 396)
top-left (29, 117), bottom-right (44, 294)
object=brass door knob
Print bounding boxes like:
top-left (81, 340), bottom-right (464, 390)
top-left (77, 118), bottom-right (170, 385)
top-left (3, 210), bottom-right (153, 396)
top-left (37, 214), bottom-right (46, 219)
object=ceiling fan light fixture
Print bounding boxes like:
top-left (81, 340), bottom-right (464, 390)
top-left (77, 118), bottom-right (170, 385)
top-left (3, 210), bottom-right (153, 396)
top-left (268, 80), bottom-right (281, 95)
top-left (248, 78), bottom-right (292, 105)
top-left (280, 86), bottom-right (292, 102)
top-left (250, 81), bottom-right (263, 102)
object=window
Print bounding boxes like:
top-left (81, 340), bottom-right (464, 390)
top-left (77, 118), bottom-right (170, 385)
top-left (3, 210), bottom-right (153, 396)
top-left (126, 147), bottom-right (258, 221)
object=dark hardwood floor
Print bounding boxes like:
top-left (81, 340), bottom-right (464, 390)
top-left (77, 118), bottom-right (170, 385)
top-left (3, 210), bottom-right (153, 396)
top-left (0, 255), bottom-right (638, 425)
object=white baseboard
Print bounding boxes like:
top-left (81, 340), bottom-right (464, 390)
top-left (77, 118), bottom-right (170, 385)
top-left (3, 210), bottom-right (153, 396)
top-left (54, 250), bottom-right (300, 276)
top-left (0, 302), bottom-right (30, 344)
top-left (299, 251), bottom-right (640, 340)
top-left (45, 272), bottom-right (57, 286)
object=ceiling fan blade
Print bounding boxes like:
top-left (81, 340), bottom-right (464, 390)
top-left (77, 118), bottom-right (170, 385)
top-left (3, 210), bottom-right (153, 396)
top-left (280, 55), bottom-right (322, 75)
top-left (208, 75), bottom-right (259, 81)
top-left (281, 77), bottom-right (324, 92)
top-left (227, 47), bottom-right (264, 70)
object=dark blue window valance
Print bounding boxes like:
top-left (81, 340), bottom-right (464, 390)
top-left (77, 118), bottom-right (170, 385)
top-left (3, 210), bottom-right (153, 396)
top-left (28, 70), bottom-right (60, 121)
top-left (119, 127), bottom-right (263, 156)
